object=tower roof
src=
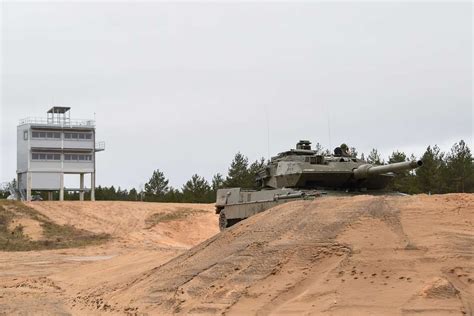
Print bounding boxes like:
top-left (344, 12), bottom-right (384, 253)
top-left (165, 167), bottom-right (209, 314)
top-left (47, 106), bottom-right (71, 114)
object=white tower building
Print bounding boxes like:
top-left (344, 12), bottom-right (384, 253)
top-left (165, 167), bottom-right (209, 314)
top-left (17, 107), bottom-right (104, 201)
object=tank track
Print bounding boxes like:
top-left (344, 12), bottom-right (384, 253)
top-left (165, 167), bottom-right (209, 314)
top-left (218, 211), bottom-right (242, 231)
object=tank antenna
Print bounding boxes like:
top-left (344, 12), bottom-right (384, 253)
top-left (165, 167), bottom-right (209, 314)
top-left (326, 105), bottom-right (332, 151)
top-left (264, 105), bottom-right (270, 161)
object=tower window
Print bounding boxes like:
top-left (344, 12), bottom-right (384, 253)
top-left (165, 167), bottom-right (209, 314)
top-left (64, 132), bottom-right (92, 140)
top-left (31, 131), bottom-right (61, 139)
top-left (31, 152), bottom-right (61, 161)
top-left (64, 154), bottom-right (93, 161)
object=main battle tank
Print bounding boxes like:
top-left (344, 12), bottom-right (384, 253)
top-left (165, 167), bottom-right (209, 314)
top-left (216, 140), bottom-right (423, 230)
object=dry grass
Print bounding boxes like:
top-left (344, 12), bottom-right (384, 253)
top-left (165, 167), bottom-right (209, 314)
top-left (145, 208), bottom-right (207, 229)
top-left (0, 200), bottom-right (110, 251)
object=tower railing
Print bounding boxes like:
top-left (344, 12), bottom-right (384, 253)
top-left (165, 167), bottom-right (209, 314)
top-left (19, 117), bottom-right (95, 127)
top-left (95, 141), bottom-right (105, 152)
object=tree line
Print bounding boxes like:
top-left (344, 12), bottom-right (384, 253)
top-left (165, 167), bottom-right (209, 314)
top-left (1, 140), bottom-right (472, 201)
top-left (139, 153), bottom-right (266, 203)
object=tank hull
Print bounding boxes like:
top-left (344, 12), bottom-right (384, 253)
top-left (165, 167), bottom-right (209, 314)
top-left (216, 186), bottom-right (405, 230)
top-left (216, 188), bottom-right (319, 230)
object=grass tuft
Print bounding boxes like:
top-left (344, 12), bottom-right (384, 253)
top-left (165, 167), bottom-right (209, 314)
top-left (145, 208), bottom-right (206, 229)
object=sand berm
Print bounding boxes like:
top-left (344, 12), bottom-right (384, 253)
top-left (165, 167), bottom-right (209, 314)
top-left (0, 194), bottom-right (472, 315)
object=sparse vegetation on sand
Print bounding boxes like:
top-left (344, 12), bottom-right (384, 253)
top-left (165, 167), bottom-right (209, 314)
top-left (145, 208), bottom-right (207, 229)
top-left (0, 200), bottom-right (110, 251)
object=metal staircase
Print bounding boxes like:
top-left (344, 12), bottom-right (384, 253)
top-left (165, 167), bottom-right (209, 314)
top-left (1, 181), bottom-right (23, 200)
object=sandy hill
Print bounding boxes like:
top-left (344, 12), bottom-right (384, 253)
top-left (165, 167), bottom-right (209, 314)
top-left (0, 201), bottom-right (219, 315)
top-left (91, 194), bottom-right (473, 315)
top-left (0, 195), bottom-right (472, 315)
top-left (29, 201), bottom-right (218, 248)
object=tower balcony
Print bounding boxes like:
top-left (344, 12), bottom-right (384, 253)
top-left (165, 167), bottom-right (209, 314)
top-left (95, 141), bottom-right (105, 152)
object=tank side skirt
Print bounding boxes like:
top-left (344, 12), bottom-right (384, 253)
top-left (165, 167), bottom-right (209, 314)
top-left (222, 198), bottom-right (307, 220)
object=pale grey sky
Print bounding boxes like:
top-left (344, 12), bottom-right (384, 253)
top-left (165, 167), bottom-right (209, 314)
top-left (1, 2), bottom-right (472, 189)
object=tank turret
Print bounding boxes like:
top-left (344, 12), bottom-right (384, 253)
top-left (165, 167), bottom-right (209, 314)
top-left (256, 141), bottom-right (422, 191)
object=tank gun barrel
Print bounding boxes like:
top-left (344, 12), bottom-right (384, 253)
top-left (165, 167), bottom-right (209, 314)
top-left (353, 160), bottom-right (423, 180)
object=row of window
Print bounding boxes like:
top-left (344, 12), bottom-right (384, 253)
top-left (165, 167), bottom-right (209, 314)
top-left (32, 153), bottom-right (93, 161)
top-left (64, 132), bottom-right (92, 140)
top-left (32, 153), bottom-right (61, 161)
top-left (32, 131), bottom-right (61, 139)
top-left (64, 154), bottom-right (93, 161)
top-left (31, 131), bottom-right (92, 140)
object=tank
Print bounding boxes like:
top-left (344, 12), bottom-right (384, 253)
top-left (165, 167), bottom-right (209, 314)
top-left (216, 140), bottom-right (423, 230)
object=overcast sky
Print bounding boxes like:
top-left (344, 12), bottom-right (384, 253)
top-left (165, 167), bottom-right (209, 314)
top-left (1, 2), bottom-right (472, 190)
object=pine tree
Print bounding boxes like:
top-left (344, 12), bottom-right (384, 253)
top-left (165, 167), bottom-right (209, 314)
top-left (129, 188), bottom-right (138, 201)
top-left (108, 186), bottom-right (117, 200)
top-left (225, 152), bottom-right (250, 188)
top-left (444, 140), bottom-right (473, 193)
top-left (163, 187), bottom-right (183, 203)
top-left (182, 174), bottom-right (212, 203)
top-left (386, 151), bottom-right (412, 193)
top-left (416, 145), bottom-right (445, 194)
top-left (367, 149), bottom-right (383, 165)
top-left (144, 169), bottom-right (170, 201)
top-left (389, 151), bottom-right (407, 163)
top-left (247, 157), bottom-right (266, 189)
top-left (211, 173), bottom-right (224, 191)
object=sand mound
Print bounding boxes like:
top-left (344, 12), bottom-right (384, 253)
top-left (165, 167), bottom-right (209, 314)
top-left (421, 277), bottom-right (459, 299)
top-left (101, 194), bottom-right (474, 315)
top-left (1, 195), bottom-right (472, 315)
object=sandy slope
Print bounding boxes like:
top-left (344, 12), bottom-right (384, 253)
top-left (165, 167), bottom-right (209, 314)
top-left (0, 195), bottom-right (472, 315)
top-left (95, 194), bottom-right (473, 315)
top-left (0, 201), bottom-right (219, 315)
top-left (29, 201), bottom-right (217, 248)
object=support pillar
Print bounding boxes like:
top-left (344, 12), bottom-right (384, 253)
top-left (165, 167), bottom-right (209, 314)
top-left (79, 173), bottom-right (84, 201)
top-left (91, 172), bottom-right (95, 201)
top-left (59, 173), bottom-right (64, 201)
top-left (26, 172), bottom-right (32, 202)
top-left (17, 173), bottom-right (20, 200)
top-left (48, 191), bottom-right (53, 201)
